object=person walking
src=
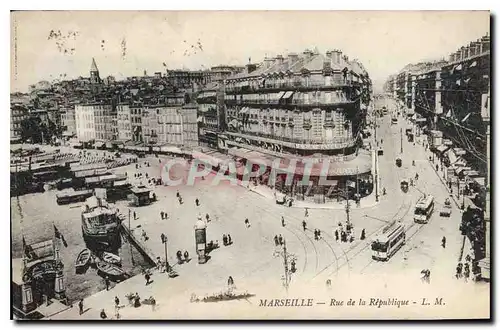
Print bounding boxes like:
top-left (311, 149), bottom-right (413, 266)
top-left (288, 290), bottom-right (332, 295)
top-left (441, 236), bottom-right (446, 248)
top-left (278, 234), bottom-right (283, 246)
top-left (274, 235), bottom-right (279, 246)
top-left (195, 198), bottom-right (200, 206)
top-left (145, 272), bottom-right (151, 285)
top-left (160, 211), bottom-right (164, 220)
top-left (281, 216), bottom-right (285, 227)
top-left (151, 296), bottom-right (157, 311)
top-left (133, 211), bottom-right (137, 220)
top-left (78, 299), bottom-right (84, 315)
top-left (100, 309), bottom-right (107, 319)
top-left (228, 234), bottom-right (233, 245)
top-left (114, 296), bottom-right (120, 310)
top-left (360, 229), bottom-right (366, 240)
top-left (304, 208), bottom-right (309, 217)
top-left (302, 220), bottom-right (307, 231)
top-left (223, 234), bottom-right (227, 246)
top-left (105, 277), bottom-right (110, 291)
top-left (335, 229), bottom-right (339, 241)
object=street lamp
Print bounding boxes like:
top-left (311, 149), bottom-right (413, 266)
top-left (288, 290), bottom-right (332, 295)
top-left (161, 233), bottom-right (169, 270)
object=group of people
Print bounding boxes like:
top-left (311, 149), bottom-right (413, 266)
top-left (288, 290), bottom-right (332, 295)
top-left (334, 222), bottom-right (357, 243)
top-left (274, 234), bottom-right (284, 246)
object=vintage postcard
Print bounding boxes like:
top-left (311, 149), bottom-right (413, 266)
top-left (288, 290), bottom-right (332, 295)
top-left (10, 10), bottom-right (490, 320)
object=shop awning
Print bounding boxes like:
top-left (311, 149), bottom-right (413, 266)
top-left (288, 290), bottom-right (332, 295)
top-left (94, 142), bottom-right (105, 148)
top-left (197, 116), bottom-right (204, 123)
top-left (453, 158), bottom-right (467, 167)
top-left (436, 145), bottom-right (449, 153)
top-left (204, 91), bottom-right (217, 97)
top-left (473, 177), bottom-right (485, 186)
top-left (416, 118), bottom-right (427, 122)
top-left (240, 107), bottom-right (249, 114)
top-left (455, 166), bottom-right (471, 175)
top-left (277, 91), bottom-right (286, 99)
top-left (465, 170), bottom-right (480, 177)
top-left (453, 148), bottom-right (467, 156)
top-left (282, 91), bottom-right (294, 99)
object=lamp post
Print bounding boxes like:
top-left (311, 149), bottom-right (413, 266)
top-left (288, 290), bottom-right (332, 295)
top-left (161, 233), bottom-right (168, 270)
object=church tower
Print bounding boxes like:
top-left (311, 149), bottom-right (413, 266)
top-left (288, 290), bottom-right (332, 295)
top-left (90, 58), bottom-right (100, 84)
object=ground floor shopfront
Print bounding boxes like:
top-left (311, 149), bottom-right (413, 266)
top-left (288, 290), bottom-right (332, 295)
top-left (192, 147), bottom-right (374, 204)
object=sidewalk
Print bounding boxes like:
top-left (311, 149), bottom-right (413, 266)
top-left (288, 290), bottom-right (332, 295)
top-left (246, 182), bottom-right (379, 210)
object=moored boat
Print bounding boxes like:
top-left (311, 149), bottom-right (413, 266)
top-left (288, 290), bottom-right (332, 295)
top-left (96, 261), bottom-right (126, 278)
top-left (81, 196), bottom-right (120, 245)
top-left (75, 249), bottom-right (92, 271)
top-left (102, 251), bottom-right (121, 265)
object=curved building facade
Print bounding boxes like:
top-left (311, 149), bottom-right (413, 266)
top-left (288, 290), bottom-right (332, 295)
top-left (199, 49), bottom-right (373, 203)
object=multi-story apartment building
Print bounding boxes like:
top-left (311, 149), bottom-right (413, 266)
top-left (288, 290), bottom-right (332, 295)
top-left (116, 104), bottom-right (132, 141)
top-left (166, 69), bottom-right (212, 89)
top-left (196, 81), bottom-right (227, 148)
top-left (209, 65), bottom-right (245, 82)
top-left (202, 49), bottom-right (373, 203)
top-left (130, 105), bottom-right (143, 143)
top-left (10, 104), bottom-right (29, 141)
top-left (60, 107), bottom-right (76, 136)
top-left (141, 104), bottom-right (198, 148)
top-left (75, 103), bottom-right (114, 141)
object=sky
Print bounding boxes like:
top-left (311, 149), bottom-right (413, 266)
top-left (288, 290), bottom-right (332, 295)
top-left (10, 11), bottom-right (490, 93)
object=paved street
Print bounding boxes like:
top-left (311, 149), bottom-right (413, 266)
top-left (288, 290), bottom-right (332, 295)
top-left (44, 95), bottom-right (491, 320)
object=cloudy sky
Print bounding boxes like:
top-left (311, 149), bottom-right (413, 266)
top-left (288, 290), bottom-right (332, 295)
top-left (10, 11), bottom-right (489, 93)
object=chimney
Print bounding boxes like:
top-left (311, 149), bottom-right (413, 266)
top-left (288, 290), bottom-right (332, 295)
top-left (246, 63), bottom-right (257, 74)
top-left (287, 53), bottom-right (298, 66)
top-left (481, 35), bottom-right (490, 53)
top-left (303, 49), bottom-right (313, 59)
top-left (448, 53), bottom-right (455, 62)
top-left (275, 55), bottom-right (284, 65)
top-left (331, 49), bottom-right (343, 64)
top-left (264, 57), bottom-right (274, 69)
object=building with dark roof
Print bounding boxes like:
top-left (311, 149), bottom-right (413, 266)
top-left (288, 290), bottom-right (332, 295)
top-left (198, 49), bottom-right (373, 203)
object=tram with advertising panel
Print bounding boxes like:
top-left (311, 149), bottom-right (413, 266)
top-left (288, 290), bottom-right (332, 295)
top-left (414, 195), bottom-right (435, 224)
top-left (371, 222), bottom-right (406, 261)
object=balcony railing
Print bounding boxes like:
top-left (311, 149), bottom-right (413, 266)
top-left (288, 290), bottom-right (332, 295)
top-left (225, 98), bottom-right (355, 107)
top-left (225, 129), bottom-right (355, 149)
top-left (225, 79), bottom-right (359, 93)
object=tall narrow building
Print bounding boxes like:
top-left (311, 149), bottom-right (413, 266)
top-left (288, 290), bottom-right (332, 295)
top-left (90, 58), bottom-right (100, 84)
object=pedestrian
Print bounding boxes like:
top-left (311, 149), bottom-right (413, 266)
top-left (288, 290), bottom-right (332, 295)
top-left (228, 234), bottom-right (232, 245)
top-left (314, 229), bottom-right (318, 240)
top-left (305, 208), bottom-right (309, 217)
top-left (228, 276), bottom-right (235, 288)
top-left (456, 263), bottom-right (463, 279)
top-left (281, 216), bottom-right (285, 227)
top-left (105, 277), bottom-right (110, 291)
top-left (206, 213), bottom-right (210, 222)
top-left (195, 198), bottom-right (199, 206)
top-left (114, 296), bottom-right (120, 308)
top-left (164, 211), bottom-right (168, 220)
top-left (78, 299), bottom-right (84, 315)
top-left (145, 272), bottom-right (151, 285)
top-left (176, 190), bottom-right (180, 198)
top-left (150, 296), bottom-right (157, 311)
top-left (245, 218), bottom-right (250, 228)
top-left (100, 309), bottom-right (107, 319)
top-left (302, 220), bottom-right (307, 231)
top-left (223, 234), bottom-right (227, 246)
top-left (160, 211), bottom-right (164, 220)
top-left (360, 229), bottom-right (366, 240)
top-left (274, 235), bottom-right (279, 246)
top-left (335, 230), bottom-right (339, 241)
top-left (441, 236), bottom-right (446, 248)
top-left (133, 211), bottom-right (136, 220)
top-left (279, 234), bottom-right (283, 246)
top-left (184, 251), bottom-right (189, 260)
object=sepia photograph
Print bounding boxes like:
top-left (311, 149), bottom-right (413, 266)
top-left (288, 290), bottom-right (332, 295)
top-left (10, 10), bottom-right (491, 320)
